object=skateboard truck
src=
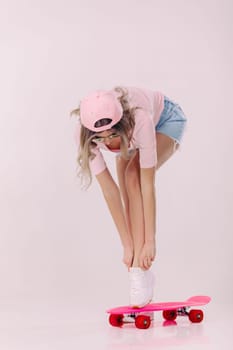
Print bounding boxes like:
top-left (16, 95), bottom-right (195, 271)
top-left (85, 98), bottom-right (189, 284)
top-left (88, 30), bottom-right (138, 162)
top-left (177, 307), bottom-right (189, 316)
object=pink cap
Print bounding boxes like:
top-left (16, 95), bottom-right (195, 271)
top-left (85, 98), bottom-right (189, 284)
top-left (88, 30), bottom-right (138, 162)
top-left (80, 90), bottom-right (123, 132)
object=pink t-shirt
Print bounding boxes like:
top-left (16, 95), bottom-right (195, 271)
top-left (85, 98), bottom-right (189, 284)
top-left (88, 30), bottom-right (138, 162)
top-left (74, 86), bottom-right (164, 175)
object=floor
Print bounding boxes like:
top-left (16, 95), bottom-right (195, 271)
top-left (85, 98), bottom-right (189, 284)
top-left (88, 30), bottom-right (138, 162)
top-left (0, 298), bottom-right (232, 350)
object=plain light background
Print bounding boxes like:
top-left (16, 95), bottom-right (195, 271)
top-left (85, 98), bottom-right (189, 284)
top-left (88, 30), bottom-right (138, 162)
top-left (0, 0), bottom-right (232, 313)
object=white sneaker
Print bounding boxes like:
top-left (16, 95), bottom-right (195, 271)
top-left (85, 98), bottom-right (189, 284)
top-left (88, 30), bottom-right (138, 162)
top-left (129, 267), bottom-right (155, 308)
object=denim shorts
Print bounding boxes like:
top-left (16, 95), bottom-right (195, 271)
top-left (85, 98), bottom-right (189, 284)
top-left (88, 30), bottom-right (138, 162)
top-left (156, 96), bottom-right (187, 144)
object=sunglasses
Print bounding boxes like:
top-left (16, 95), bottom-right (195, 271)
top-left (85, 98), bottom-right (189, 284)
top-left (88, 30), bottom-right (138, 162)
top-left (92, 132), bottom-right (120, 143)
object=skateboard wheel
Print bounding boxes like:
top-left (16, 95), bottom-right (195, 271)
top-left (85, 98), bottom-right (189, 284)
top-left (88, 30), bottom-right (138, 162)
top-left (109, 314), bottom-right (124, 327)
top-left (162, 310), bottom-right (177, 321)
top-left (135, 315), bottom-right (151, 329)
top-left (188, 309), bottom-right (204, 323)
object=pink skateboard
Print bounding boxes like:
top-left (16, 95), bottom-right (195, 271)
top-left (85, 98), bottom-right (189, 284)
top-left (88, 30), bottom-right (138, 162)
top-left (107, 295), bottom-right (211, 329)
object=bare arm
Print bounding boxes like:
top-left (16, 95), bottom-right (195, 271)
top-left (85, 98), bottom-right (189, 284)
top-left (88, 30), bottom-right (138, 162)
top-left (96, 168), bottom-right (132, 249)
top-left (140, 167), bottom-right (156, 242)
top-left (138, 167), bottom-right (156, 268)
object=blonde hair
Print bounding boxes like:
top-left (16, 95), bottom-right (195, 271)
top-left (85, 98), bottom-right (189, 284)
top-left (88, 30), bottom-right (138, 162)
top-left (71, 86), bottom-right (140, 188)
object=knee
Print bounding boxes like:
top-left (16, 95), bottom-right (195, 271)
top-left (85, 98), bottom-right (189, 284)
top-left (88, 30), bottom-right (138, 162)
top-left (116, 155), bottom-right (128, 172)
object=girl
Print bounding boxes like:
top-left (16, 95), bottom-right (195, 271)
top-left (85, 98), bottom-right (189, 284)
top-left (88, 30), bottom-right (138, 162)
top-left (72, 86), bottom-right (187, 308)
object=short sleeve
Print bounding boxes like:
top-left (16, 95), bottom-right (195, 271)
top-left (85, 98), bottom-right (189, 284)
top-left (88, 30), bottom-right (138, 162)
top-left (133, 110), bottom-right (157, 168)
top-left (74, 123), bottom-right (107, 176)
top-left (89, 147), bottom-right (107, 175)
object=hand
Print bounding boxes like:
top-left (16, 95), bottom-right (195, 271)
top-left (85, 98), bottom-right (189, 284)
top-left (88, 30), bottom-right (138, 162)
top-left (122, 245), bottom-right (134, 269)
top-left (139, 241), bottom-right (156, 270)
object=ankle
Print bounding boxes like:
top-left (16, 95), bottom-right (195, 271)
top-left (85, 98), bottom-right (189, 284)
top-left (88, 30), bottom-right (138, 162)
top-left (132, 258), bottom-right (140, 267)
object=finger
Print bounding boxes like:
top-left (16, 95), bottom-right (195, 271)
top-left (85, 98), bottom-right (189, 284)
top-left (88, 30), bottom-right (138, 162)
top-left (140, 258), bottom-right (146, 270)
top-left (144, 257), bottom-right (150, 270)
top-left (148, 257), bottom-right (153, 268)
top-left (127, 259), bottom-right (132, 269)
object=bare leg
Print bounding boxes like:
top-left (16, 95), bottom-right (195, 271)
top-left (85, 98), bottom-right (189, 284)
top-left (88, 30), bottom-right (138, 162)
top-left (124, 151), bottom-right (145, 267)
top-left (116, 132), bottom-right (180, 268)
top-left (116, 156), bottom-right (134, 267)
top-left (156, 132), bottom-right (179, 170)
top-left (116, 156), bottom-right (131, 235)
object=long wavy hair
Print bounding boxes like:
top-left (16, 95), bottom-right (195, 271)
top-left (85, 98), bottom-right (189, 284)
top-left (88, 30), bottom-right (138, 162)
top-left (71, 86), bottom-right (140, 188)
